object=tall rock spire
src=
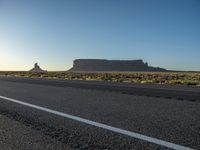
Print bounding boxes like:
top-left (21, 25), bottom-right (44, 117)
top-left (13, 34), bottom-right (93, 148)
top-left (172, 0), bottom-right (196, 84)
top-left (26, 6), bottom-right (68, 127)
top-left (29, 63), bottom-right (47, 73)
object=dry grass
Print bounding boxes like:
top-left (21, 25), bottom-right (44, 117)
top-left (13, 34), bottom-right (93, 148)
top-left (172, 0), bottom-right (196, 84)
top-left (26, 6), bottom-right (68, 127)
top-left (0, 71), bottom-right (200, 87)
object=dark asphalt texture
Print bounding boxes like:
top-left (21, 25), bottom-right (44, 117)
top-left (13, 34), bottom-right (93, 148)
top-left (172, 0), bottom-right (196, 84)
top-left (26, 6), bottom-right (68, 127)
top-left (0, 76), bottom-right (200, 102)
top-left (0, 114), bottom-right (73, 150)
top-left (0, 77), bottom-right (199, 149)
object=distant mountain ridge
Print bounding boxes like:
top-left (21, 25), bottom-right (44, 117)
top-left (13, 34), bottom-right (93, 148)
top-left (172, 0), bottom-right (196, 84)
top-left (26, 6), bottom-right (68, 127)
top-left (69, 59), bottom-right (167, 72)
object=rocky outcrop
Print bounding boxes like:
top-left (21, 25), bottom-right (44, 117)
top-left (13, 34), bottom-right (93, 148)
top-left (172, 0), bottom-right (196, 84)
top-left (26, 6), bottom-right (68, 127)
top-left (69, 59), bottom-right (167, 72)
top-left (29, 63), bottom-right (47, 73)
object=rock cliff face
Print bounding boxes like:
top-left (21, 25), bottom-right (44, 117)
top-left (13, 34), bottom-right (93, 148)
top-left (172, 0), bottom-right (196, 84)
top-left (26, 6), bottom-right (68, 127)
top-left (69, 59), bottom-right (167, 72)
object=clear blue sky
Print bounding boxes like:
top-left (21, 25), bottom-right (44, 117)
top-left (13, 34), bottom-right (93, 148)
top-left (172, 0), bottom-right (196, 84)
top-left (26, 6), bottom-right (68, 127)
top-left (0, 0), bottom-right (199, 71)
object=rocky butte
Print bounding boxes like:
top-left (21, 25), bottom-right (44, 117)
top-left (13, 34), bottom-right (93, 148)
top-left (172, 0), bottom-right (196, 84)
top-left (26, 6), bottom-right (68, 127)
top-left (69, 59), bottom-right (167, 72)
top-left (29, 63), bottom-right (47, 73)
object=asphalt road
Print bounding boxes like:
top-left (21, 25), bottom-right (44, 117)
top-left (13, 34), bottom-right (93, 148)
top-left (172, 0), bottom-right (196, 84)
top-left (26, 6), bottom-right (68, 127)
top-left (0, 114), bottom-right (73, 150)
top-left (0, 77), bottom-right (199, 149)
top-left (0, 76), bottom-right (200, 102)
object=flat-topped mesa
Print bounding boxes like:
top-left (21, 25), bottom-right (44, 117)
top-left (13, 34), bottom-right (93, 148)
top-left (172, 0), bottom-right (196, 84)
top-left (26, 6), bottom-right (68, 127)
top-left (69, 59), bottom-right (167, 72)
top-left (29, 63), bottom-right (47, 73)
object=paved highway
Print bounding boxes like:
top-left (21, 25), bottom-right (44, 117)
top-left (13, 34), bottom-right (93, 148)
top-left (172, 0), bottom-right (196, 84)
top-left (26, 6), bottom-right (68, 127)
top-left (0, 76), bottom-right (200, 102)
top-left (0, 77), bottom-right (199, 149)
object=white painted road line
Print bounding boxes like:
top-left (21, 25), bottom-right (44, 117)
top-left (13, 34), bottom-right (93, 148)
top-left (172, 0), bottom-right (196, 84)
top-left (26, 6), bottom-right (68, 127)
top-left (0, 95), bottom-right (193, 150)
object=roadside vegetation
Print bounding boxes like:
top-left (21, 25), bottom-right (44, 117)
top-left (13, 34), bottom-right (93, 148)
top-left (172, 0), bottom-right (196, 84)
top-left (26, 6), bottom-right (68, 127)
top-left (0, 71), bottom-right (200, 87)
